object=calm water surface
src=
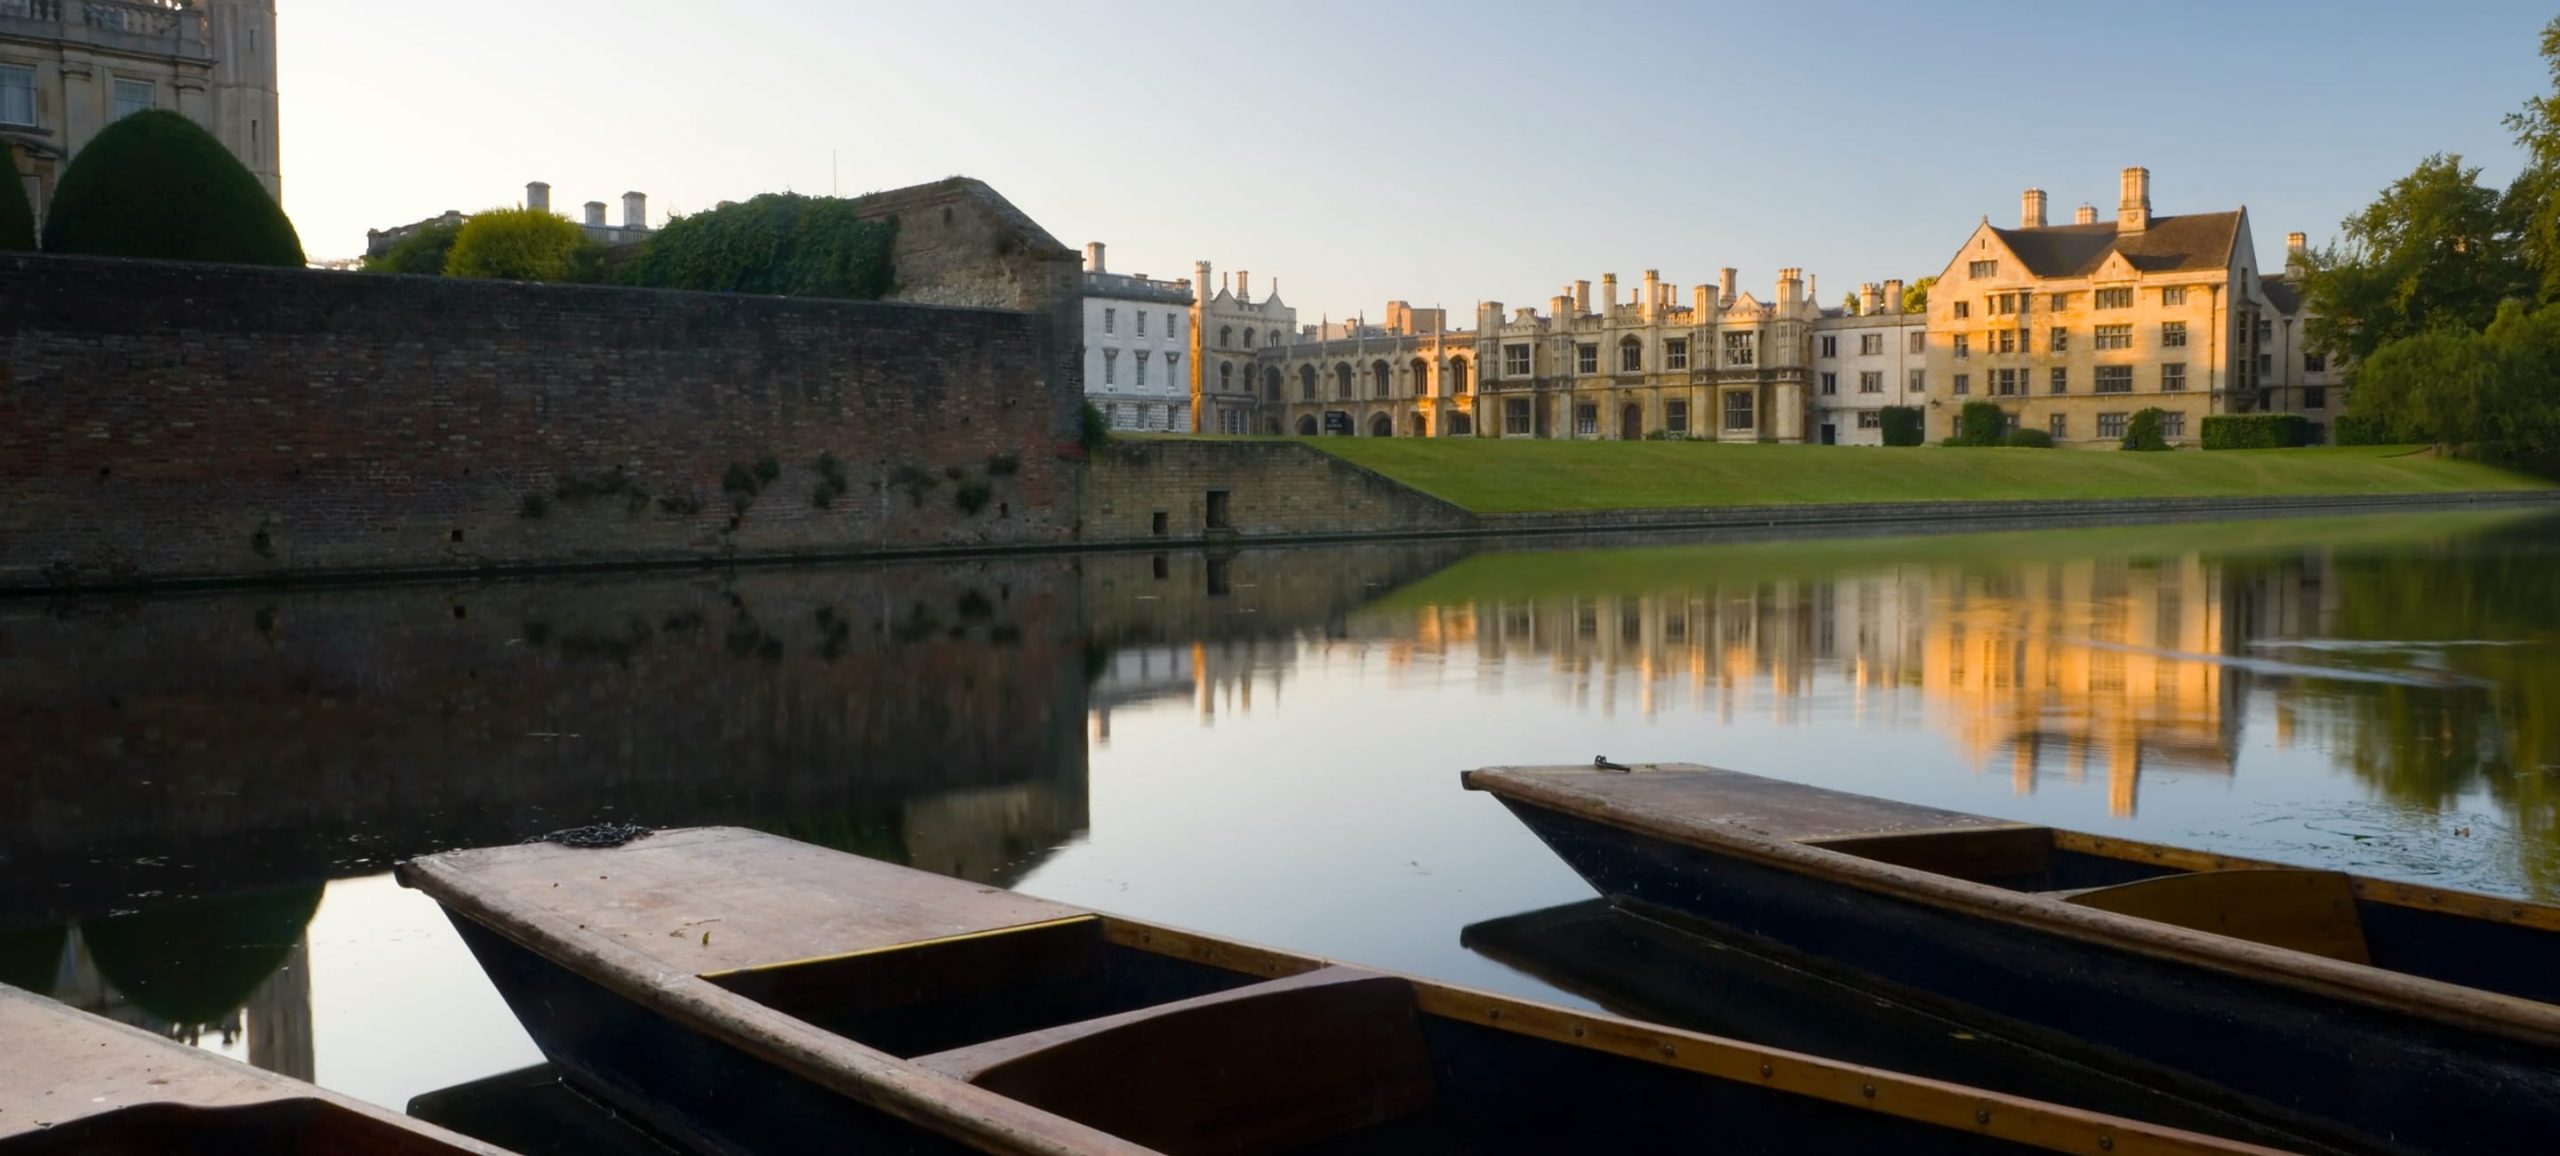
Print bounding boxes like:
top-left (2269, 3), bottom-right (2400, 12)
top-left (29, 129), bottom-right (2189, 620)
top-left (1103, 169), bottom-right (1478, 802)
top-left (3, 508), bottom-right (2555, 1115)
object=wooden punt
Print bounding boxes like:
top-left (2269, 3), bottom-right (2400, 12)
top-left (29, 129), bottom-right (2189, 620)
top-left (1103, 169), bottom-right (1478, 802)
top-left (1460, 901), bottom-right (2342, 1154)
top-left (0, 983), bottom-right (518, 1155)
top-left (397, 826), bottom-right (2291, 1156)
top-left (1463, 763), bottom-right (2560, 1156)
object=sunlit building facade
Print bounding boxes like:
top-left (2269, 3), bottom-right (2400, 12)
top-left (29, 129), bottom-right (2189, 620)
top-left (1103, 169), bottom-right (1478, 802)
top-left (1081, 242), bottom-right (1196, 433)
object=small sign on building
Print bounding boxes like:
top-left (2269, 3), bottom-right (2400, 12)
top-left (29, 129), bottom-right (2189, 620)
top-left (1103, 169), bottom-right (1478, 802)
top-left (1322, 411), bottom-right (1353, 435)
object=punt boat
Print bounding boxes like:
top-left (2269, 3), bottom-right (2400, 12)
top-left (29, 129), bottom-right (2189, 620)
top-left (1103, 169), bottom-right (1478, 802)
top-left (1461, 901), bottom-right (2337, 1153)
top-left (0, 983), bottom-right (516, 1155)
top-left (398, 826), bottom-right (2292, 1156)
top-left (1464, 763), bottom-right (2560, 1156)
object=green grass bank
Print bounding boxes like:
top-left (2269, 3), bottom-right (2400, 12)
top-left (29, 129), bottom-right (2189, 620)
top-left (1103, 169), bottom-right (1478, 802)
top-left (1303, 440), bottom-right (2554, 514)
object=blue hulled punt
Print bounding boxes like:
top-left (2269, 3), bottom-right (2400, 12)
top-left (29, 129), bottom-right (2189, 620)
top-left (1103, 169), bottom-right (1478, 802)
top-left (1464, 763), bottom-right (2560, 1156)
top-left (398, 827), bottom-right (2288, 1156)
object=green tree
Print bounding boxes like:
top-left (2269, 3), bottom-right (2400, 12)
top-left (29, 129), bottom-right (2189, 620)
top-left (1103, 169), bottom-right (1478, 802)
top-left (1951, 400), bottom-right (2006, 446)
top-left (444, 207), bottom-right (592, 282)
top-left (618, 193), bottom-right (897, 300)
top-left (0, 145), bottom-right (32, 252)
top-left (40, 110), bottom-right (302, 266)
top-left (362, 220), bottom-right (461, 276)
top-left (1902, 276), bottom-right (1936, 313)
top-left (2299, 154), bottom-right (2528, 363)
top-left (1840, 290), bottom-right (1860, 313)
top-left (2505, 15), bottom-right (2560, 302)
top-left (2122, 408), bottom-right (2170, 451)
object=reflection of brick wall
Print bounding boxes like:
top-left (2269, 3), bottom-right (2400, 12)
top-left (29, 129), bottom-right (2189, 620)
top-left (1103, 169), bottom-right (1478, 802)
top-left (1081, 441), bottom-right (1475, 544)
top-left (0, 247), bottom-right (1080, 590)
top-left (0, 560), bottom-right (1088, 925)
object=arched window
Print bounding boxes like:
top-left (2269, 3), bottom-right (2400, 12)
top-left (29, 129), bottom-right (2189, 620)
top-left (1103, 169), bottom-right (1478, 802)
top-left (1219, 326), bottom-right (1233, 350)
top-left (1619, 336), bottom-right (1644, 374)
top-left (1449, 358), bottom-right (1471, 395)
top-left (1243, 329), bottom-right (1255, 349)
top-left (1371, 360), bottom-right (1392, 399)
top-left (1264, 367), bottom-right (1282, 402)
top-left (1296, 415), bottom-right (1319, 436)
top-left (1219, 362), bottom-right (1233, 390)
top-left (1335, 364), bottom-right (1354, 400)
top-left (1410, 358), bottom-right (1432, 398)
top-left (1300, 364), bottom-right (1318, 401)
top-left (1268, 330), bottom-right (1284, 349)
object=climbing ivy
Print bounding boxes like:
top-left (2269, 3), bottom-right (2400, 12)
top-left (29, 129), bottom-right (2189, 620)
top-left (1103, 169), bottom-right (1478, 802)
top-left (618, 194), bottom-right (897, 300)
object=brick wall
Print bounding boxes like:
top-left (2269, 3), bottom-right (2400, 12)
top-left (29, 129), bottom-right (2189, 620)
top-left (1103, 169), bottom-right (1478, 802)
top-left (0, 248), bottom-right (1081, 590)
top-left (1080, 440), bottom-right (1476, 545)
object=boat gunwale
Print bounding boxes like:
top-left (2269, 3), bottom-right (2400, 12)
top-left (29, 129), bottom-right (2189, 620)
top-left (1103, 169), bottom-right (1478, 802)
top-left (0, 985), bottom-right (517, 1154)
top-left (1462, 765), bottom-right (2560, 1050)
top-left (396, 829), bottom-right (2288, 1156)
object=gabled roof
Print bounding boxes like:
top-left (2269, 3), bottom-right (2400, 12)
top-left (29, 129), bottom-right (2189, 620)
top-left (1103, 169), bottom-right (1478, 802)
top-left (2259, 274), bottom-right (2303, 316)
top-left (1989, 212), bottom-right (2243, 279)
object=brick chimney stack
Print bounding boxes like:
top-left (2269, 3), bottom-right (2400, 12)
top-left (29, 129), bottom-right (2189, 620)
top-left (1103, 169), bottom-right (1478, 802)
top-left (623, 191), bottom-right (648, 230)
top-left (2076, 203), bottom-right (2097, 225)
top-left (1601, 273), bottom-right (1620, 313)
top-left (1860, 283), bottom-right (1882, 316)
top-left (1573, 280), bottom-right (1592, 315)
top-left (584, 201), bottom-right (606, 227)
top-left (1719, 267), bottom-right (1738, 303)
top-left (1883, 279), bottom-right (1906, 314)
top-left (526, 181), bottom-right (551, 214)
top-left (2022, 188), bottom-right (2048, 229)
top-left (1085, 242), bottom-right (1106, 274)
top-left (1236, 271), bottom-right (1250, 303)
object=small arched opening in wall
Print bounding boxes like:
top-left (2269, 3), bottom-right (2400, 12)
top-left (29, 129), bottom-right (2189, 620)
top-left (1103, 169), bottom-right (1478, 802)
top-left (1296, 415), bottom-right (1319, 436)
top-left (1369, 413), bottom-right (1395, 438)
top-left (1299, 364), bottom-right (1318, 401)
top-left (1619, 336), bottom-right (1644, 374)
top-left (1219, 362), bottom-right (1234, 391)
top-left (1448, 357), bottom-right (1471, 394)
top-left (1219, 325), bottom-right (1233, 350)
top-left (1334, 364), bottom-right (1355, 400)
top-left (1370, 360), bottom-right (1392, 398)
top-left (1243, 329), bottom-right (1256, 349)
top-left (1410, 358), bottom-right (1432, 398)
top-left (1408, 412), bottom-right (1428, 438)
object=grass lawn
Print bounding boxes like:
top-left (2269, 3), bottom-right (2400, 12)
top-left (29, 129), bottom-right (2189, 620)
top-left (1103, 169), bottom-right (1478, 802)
top-left (1303, 439), bottom-right (2554, 513)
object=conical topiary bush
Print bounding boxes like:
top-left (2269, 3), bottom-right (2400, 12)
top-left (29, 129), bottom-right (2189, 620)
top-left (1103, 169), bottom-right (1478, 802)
top-left (0, 145), bottom-right (33, 252)
top-left (41, 110), bottom-right (302, 266)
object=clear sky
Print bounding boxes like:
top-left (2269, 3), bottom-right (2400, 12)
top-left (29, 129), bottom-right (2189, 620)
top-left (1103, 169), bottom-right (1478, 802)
top-left (283, 1), bottom-right (2553, 318)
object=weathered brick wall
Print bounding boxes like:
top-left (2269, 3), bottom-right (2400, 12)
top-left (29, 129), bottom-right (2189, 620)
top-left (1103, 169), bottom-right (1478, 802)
top-left (1080, 440), bottom-right (1477, 545)
top-left (0, 251), bottom-right (1081, 589)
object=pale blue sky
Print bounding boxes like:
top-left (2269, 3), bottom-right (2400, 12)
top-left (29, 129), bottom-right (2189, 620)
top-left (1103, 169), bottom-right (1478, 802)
top-left (284, 1), bottom-right (2552, 317)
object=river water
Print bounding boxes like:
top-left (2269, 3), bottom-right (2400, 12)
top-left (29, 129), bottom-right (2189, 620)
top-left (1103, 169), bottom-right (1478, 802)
top-left (3, 507), bottom-right (2555, 1117)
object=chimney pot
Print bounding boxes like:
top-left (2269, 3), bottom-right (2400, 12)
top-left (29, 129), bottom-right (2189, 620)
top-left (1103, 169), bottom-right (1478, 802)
top-left (526, 181), bottom-right (551, 214)
top-left (1601, 274), bottom-right (1620, 313)
top-left (2118, 167), bottom-right (2152, 233)
top-left (1085, 242), bottom-right (1107, 274)
top-left (1860, 283), bottom-right (1882, 315)
top-left (1719, 268), bottom-right (1738, 303)
top-left (1883, 279), bottom-right (1906, 314)
top-left (2076, 203), bottom-right (2098, 225)
top-left (1573, 280), bottom-right (1592, 315)
top-left (623, 191), bottom-right (648, 230)
top-left (1237, 271), bottom-right (1250, 302)
top-left (2287, 232), bottom-right (2307, 253)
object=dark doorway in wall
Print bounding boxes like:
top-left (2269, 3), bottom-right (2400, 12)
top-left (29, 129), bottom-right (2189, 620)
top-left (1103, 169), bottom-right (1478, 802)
top-left (1621, 404), bottom-right (1642, 441)
top-left (1820, 424), bottom-right (1838, 445)
top-left (1150, 511), bottom-right (1169, 537)
top-left (1205, 490), bottom-right (1232, 531)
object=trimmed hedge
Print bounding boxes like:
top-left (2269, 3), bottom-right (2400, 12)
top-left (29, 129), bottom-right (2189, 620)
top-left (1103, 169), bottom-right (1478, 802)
top-left (619, 192), bottom-right (897, 300)
top-left (2201, 414), bottom-right (2311, 450)
top-left (2332, 414), bottom-right (2391, 446)
top-left (1879, 405), bottom-right (1925, 446)
top-left (2123, 408), bottom-right (2171, 451)
top-left (2004, 428), bottom-right (2055, 448)
top-left (0, 147), bottom-right (32, 251)
top-left (41, 110), bottom-right (303, 266)
top-left (1952, 401), bottom-right (2008, 447)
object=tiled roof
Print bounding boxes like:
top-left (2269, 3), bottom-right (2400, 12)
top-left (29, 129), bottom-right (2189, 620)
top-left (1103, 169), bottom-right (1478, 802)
top-left (2259, 274), bottom-right (2303, 316)
top-left (1990, 211), bottom-right (2243, 279)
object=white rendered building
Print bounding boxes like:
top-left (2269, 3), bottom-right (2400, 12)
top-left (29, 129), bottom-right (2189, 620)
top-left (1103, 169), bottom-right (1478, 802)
top-left (1082, 242), bottom-right (1194, 432)
top-left (1810, 280), bottom-right (1929, 445)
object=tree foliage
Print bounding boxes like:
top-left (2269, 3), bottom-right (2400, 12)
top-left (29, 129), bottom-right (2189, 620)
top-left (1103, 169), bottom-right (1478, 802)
top-left (0, 147), bottom-right (32, 252)
top-left (40, 110), bottom-right (302, 266)
top-left (444, 207), bottom-right (594, 282)
top-left (2347, 299), bottom-right (2560, 455)
top-left (2298, 154), bottom-right (2526, 364)
top-left (2122, 408), bottom-right (2171, 451)
top-left (1878, 405), bottom-right (1925, 447)
top-left (2200, 415), bottom-right (2311, 450)
top-left (1949, 400), bottom-right (2007, 446)
top-left (363, 220), bottom-right (461, 276)
top-left (618, 193), bottom-right (897, 300)
top-left (1902, 276), bottom-right (1936, 313)
top-left (2506, 16), bottom-right (2560, 302)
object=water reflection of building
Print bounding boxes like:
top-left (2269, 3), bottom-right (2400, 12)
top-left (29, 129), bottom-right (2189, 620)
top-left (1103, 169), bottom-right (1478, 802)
top-left (24, 925), bottom-right (313, 1081)
top-left (1373, 553), bottom-right (2280, 817)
